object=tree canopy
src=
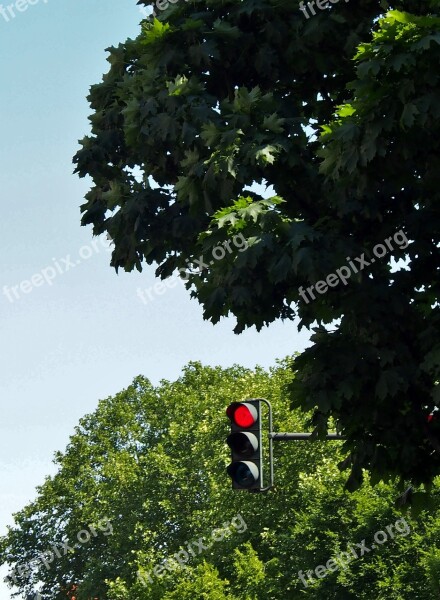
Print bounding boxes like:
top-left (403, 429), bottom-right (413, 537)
top-left (2, 361), bottom-right (440, 599)
top-left (73, 1), bottom-right (440, 491)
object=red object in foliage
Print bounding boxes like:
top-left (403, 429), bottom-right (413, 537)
top-left (64, 586), bottom-right (99, 600)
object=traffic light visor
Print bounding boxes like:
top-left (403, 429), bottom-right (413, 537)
top-left (227, 432), bottom-right (259, 457)
top-left (227, 461), bottom-right (259, 487)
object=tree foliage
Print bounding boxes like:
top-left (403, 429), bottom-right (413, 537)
top-left (73, 1), bottom-right (440, 490)
top-left (2, 362), bottom-right (440, 599)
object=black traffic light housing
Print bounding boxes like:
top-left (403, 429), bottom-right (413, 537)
top-left (226, 400), bottom-right (263, 490)
top-left (225, 397), bottom-right (344, 492)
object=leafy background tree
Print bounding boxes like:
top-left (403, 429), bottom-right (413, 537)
top-left (73, 0), bottom-right (440, 492)
top-left (1, 360), bottom-right (440, 599)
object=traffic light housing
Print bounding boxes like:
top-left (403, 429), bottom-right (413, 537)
top-left (226, 400), bottom-right (263, 490)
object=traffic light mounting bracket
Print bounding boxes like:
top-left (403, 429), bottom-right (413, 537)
top-left (255, 397), bottom-right (274, 493)
top-left (257, 399), bottom-right (344, 492)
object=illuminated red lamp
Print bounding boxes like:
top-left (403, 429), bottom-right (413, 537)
top-left (226, 402), bottom-right (258, 428)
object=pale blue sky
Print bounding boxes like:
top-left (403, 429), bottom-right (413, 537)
top-left (0, 1), bottom-right (310, 596)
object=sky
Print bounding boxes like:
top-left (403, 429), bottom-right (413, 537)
top-left (0, 1), bottom-right (311, 596)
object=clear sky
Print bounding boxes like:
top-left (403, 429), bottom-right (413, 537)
top-left (0, 1), bottom-right (310, 596)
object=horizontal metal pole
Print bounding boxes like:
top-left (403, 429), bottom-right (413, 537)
top-left (269, 432), bottom-right (345, 441)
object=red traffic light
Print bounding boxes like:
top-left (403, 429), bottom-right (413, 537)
top-left (226, 398), bottom-right (273, 492)
top-left (226, 402), bottom-right (258, 428)
top-left (226, 399), bottom-right (264, 491)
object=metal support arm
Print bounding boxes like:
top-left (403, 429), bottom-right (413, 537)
top-left (270, 432), bottom-right (345, 441)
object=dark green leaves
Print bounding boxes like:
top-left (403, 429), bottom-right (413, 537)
top-left (74, 0), bottom-right (440, 492)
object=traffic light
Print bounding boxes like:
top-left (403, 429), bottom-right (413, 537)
top-left (226, 400), bottom-right (263, 490)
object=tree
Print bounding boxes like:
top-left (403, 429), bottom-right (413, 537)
top-left (73, 1), bottom-right (440, 492)
top-left (2, 361), bottom-right (440, 599)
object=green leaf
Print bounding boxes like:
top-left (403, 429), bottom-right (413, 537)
top-left (255, 145), bottom-right (278, 165)
top-left (141, 18), bottom-right (172, 45)
top-left (400, 103), bottom-right (419, 128)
